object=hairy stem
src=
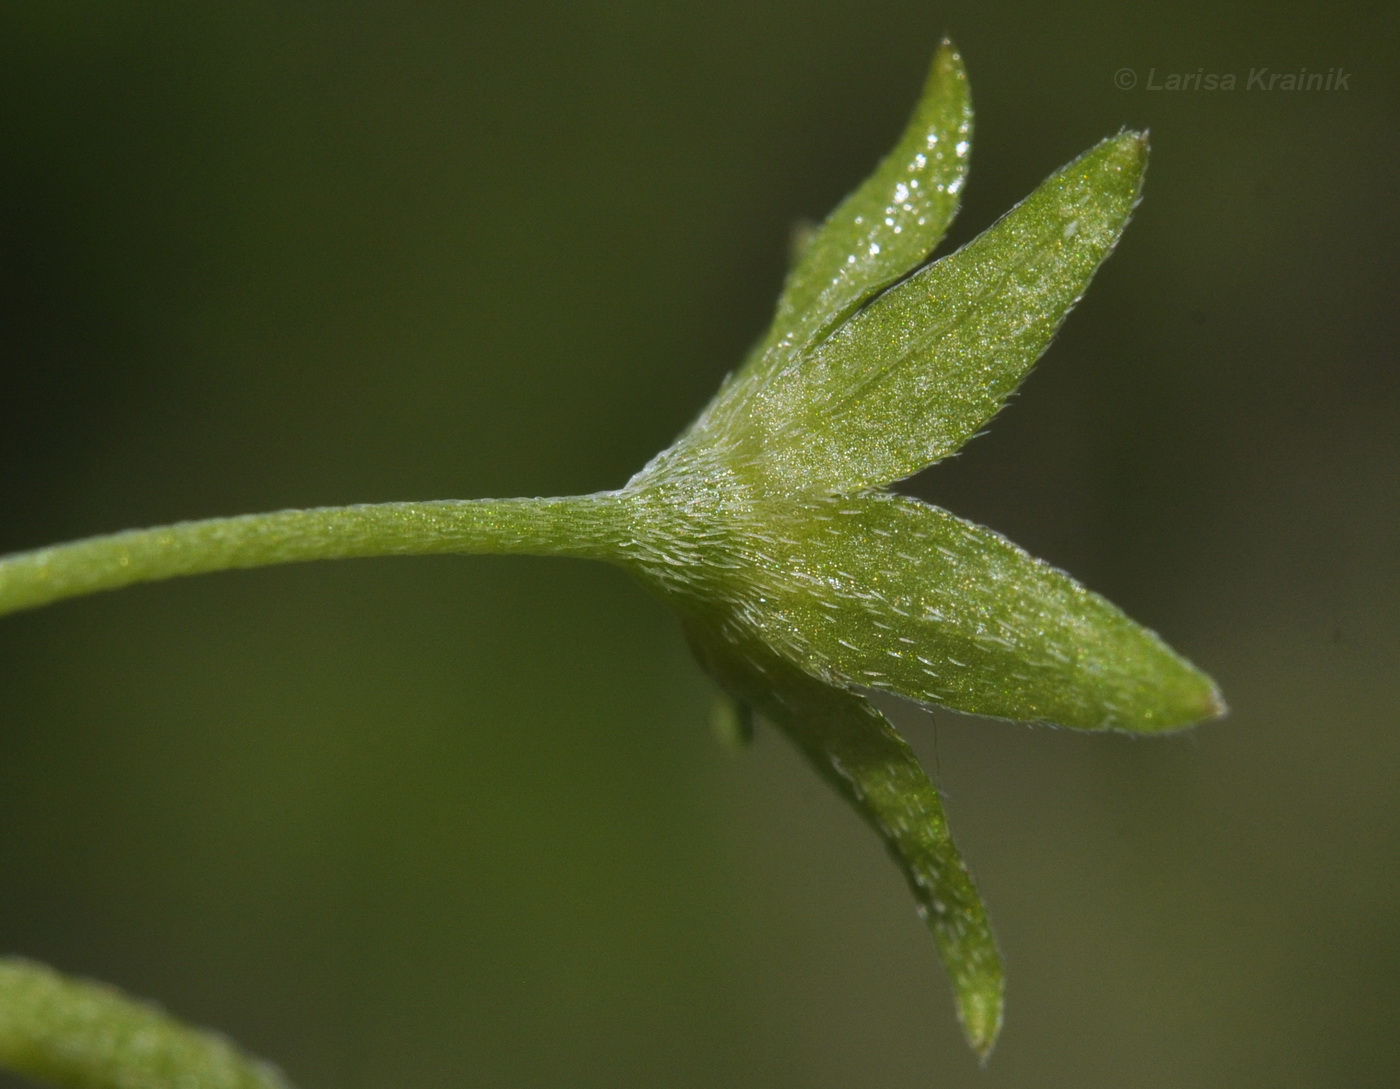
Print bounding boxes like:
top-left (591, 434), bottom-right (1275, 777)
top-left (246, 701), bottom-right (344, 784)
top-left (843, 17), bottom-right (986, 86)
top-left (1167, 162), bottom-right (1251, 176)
top-left (0, 493), bottom-right (630, 619)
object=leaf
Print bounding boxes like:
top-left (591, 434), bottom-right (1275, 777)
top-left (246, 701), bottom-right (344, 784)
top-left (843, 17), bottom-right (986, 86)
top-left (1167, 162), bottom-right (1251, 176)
top-left (670, 40), bottom-right (972, 463)
top-left (747, 131), bottom-right (1149, 491)
top-left (761, 38), bottom-right (972, 362)
top-left (0, 957), bottom-right (294, 1089)
top-left (721, 492), bottom-right (1222, 731)
top-left (685, 627), bottom-right (1004, 1058)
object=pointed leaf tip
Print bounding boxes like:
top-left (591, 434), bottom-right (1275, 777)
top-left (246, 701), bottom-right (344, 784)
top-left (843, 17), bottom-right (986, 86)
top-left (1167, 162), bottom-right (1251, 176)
top-left (1104, 128), bottom-right (1150, 182)
top-left (964, 989), bottom-right (1003, 1062)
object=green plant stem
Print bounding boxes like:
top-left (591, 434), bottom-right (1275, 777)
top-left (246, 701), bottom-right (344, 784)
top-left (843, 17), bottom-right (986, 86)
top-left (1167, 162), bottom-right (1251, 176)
top-left (0, 494), bottom-right (628, 619)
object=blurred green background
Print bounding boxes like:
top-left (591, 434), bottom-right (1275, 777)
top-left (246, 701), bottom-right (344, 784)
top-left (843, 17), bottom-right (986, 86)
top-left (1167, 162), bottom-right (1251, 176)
top-left (1, 3), bottom-right (1396, 1087)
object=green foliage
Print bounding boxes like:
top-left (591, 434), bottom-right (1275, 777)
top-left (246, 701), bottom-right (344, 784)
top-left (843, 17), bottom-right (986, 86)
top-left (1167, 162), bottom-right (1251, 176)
top-left (689, 633), bottom-right (1004, 1052)
top-left (0, 40), bottom-right (1223, 1079)
top-left (751, 40), bottom-right (972, 370)
top-left (0, 959), bottom-right (293, 1089)
top-left (611, 45), bottom-right (1218, 1052)
top-left (735, 133), bottom-right (1150, 489)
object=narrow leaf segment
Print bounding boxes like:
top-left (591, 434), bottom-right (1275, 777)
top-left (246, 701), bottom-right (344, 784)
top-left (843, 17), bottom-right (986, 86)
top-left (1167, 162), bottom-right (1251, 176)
top-left (761, 39), bottom-right (972, 364)
top-left (709, 493), bottom-right (1224, 732)
top-left (750, 132), bottom-right (1149, 489)
top-left (0, 958), bottom-right (294, 1089)
top-left (686, 633), bottom-right (1003, 1057)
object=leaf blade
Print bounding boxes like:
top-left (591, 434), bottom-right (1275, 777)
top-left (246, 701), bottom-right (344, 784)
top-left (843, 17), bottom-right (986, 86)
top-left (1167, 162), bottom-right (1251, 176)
top-left (747, 493), bottom-right (1223, 731)
top-left (685, 628), bottom-right (1004, 1057)
top-left (0, 958), bottom-right (295, 1089)
top-left (762, 39), bottom-right (973, 361)
top-left (751, 131), bottom-right (1149, 490)
top-left (664, 42), bottom-right (973, 468)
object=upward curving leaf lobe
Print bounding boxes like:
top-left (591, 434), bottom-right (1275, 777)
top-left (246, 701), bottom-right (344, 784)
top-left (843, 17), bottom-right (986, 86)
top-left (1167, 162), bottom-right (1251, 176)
top-left (749, 131), bottom-right (1150, 490)
top-left (760, 39), bottom-right (973, 363)
top-left (685, 40), bottom-right (973, 454)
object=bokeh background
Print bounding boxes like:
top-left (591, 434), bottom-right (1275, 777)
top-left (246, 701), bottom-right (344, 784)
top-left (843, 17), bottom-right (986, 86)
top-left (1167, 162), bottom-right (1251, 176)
top-left (2, 3), bottom-right (1396, 1087)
